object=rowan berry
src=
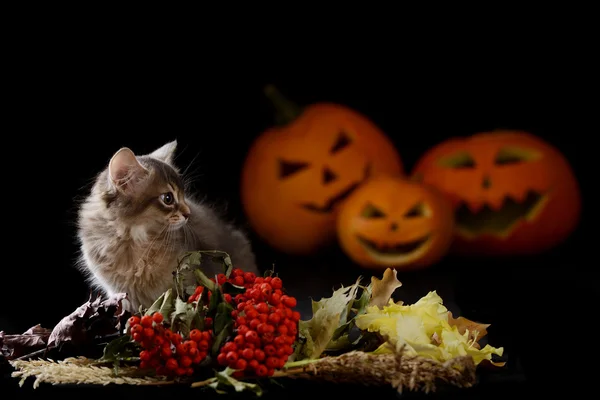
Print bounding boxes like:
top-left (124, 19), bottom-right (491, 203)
top-left (152, 312), bottom-right (163, 324)
top-left (225, 351), bottom-right (238, 364)
top-left (140, 315), bottom-right (153, 328)
top-left (189, 329), bottom-right (202, 342)
top-left (217, 352), bottom-right (227, 366)
top-left (130, 324), bottom-right (143, 335)
top-left (180, 356), bottom-right (192, 368)
top-left (270, 277), bottom-right (282, 290)
top-left (241, 348), bottom-right (254, 360)
top-left (256, 365), bottom-right (268, 377)
top-left (165, 358), bottom-right (178, 370)
top-left (235, 358), bottom-right (248, 370)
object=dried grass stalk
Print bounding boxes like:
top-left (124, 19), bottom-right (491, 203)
top-left (10, 347), bottom-right (476, 393)
top-left (276, 347), bottom-right (477, 394)
top-left (10, 357), bottom-right (171, 389)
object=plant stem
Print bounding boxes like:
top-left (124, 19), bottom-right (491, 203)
top-left (190, 376), bottom-right (217, 388)
top-left (263, 84), bottom-right (303, 125)
top-left (281, 357), bottom-right (323, 369)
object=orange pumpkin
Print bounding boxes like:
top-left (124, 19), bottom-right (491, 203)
top-left (411, 130), bottom-right (581, 256)
top-left (241, 85), bottom-right (403, 255)
top-left (336, 176), bottom-right (455, 270)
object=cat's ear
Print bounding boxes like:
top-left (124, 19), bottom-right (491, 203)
top-left (108, 147), bottom-right (148, 193)
top-left (149, 140), bottom-right (177, 165)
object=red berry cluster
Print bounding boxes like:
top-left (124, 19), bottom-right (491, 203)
top-left (128, 312), bottom-right (213, 377)
top-left (187, 271), bottom-right (257, 304)
top-left (216, 269), bottom-right (300, 378)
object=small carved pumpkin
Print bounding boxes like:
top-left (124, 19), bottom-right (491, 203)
top-left (241, 86), bottom-right (403, 255)
top-left (411, 130), bottom-right (581, 256)
top-left (336, 176), bottom-right (455, 270)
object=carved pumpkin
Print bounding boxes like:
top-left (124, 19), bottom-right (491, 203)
top-left (411, 130), bottom-right (581, 256)
top-left (241, 86), bottom-right (403, 255)
top-left (336, 176), bottom-right (455, 270)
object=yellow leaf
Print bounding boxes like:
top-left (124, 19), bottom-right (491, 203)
top-left (355, 289), bottom-right (504, 367)
top-left (369, 268), bottom-right (402, 308)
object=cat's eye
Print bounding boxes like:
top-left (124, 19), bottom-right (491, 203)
top-left (160, 192), bottom-right (175, 206)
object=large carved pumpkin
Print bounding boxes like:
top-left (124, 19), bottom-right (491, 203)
top-left (241, 86), bottom-right (403, 255)
top-left (336, 176), bottom-right (455, 270)
top-left (411, 130), bottom-right (581, 256)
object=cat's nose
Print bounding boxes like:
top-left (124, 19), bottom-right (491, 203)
top-left (180, 203), bottom-right (191, 219)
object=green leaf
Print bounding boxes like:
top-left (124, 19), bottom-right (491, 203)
top-left (296, 278), bottom-right (362, 360)
top-left (326, 334), bottom-right (352, 351)
top-left (194, 269), bottom-right (217, 293)
top-left (210, 367), bottom-right (263, 397)
top-left (185, 251), bottom-right (203, 267)
top-left (222, 254), bottom-right (233, 277)
top-left (171, 297), bottom-right (197, 338)
top-left (99, 334), bottom-right (139, 364)
top-left (211, 321), bottom-right (233, 358)
top-left (353, 283), bottom-right (373, 316)
top-left (221, 281), bottom-right (246, 295)
top-left (214, 302), bottom-right (234, 334)
top-left (208, 285), bottom-right (223, 315)
top-left (145, 288), bottom-right (175, 320)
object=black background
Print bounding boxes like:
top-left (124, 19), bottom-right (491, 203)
top-left (1, 31), bottom-right (596, 398)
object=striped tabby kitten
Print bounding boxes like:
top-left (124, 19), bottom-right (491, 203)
top-left (77, 140), bottom-right (258, 312)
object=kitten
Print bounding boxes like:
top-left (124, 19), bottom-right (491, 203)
top-left (76, 140), bottom-right (258, 312)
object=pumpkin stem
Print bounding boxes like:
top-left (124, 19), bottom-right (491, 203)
top-left (264, 84), bottom-right (303, 125)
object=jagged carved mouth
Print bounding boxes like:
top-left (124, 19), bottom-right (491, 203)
top-left (356, 234), bottom-right (430, 256)
top-left (301, 164), bottom-right (371, 214)
top-left (455, 190), bottom-right (546, 237)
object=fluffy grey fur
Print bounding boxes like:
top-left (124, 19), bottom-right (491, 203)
top-left (76, 140), bottom-right (258, 312)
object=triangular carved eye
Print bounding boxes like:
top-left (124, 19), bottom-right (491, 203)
top-left (278, 160), bottom-right (310, 179)
top-left (404, 202), bottom-right (425, 218)
top-left (361, 203), bottom-right (386, 219)
top-left (330, 131), bottom-right (352, 153)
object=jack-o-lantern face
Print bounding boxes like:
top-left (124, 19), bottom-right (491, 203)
top-left (336, 176), bottom-right (455, 270)
top-left (411, 130), bottom-right (581, 255)
top-left (241, 101), bottom-right (403, 256)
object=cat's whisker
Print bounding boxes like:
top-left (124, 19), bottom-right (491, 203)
top-left (77, 140), bottom-right (258, 313)
top-left (181, 151), bottom-right (202, 178)
top-left (155, 226), bottom-right (174, 269)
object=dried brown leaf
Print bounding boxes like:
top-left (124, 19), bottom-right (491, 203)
top-left (0, 324), bottom-right (52, 359)
top-left (369, 268), bottom-right (402, 308)
top-left (448, 311), bottom-right (490, 348)
top-left (47, 292), bottom-right (128, 349)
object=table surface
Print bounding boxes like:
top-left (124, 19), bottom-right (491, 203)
top-left (2, 238), bottom-right (596, 399)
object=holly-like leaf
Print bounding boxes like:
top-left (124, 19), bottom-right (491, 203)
top-left (369, 268), bottom-right (402, 308)
top-left (297, 278), bottom-right (361, 360)
top-left (209, 367), bottom-right (263, 397)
